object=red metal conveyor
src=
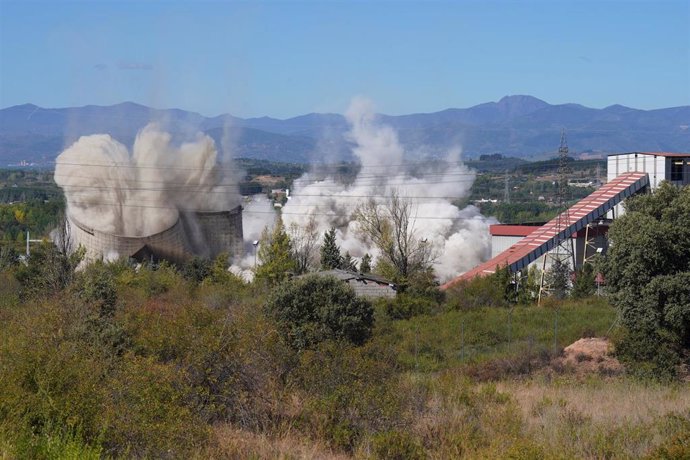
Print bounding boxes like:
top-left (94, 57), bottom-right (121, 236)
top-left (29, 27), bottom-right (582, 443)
top-left (440, 172), bottom-right (650, 290)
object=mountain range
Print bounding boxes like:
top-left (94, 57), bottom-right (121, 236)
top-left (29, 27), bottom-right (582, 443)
top-left (1, 95), bottom-right (688, 166)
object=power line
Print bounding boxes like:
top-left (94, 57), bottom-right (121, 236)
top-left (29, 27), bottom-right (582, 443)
top-left (52, 158), bottom-right (477, 173)
top-left (55, 199), bottom-right (482, 221)
top-left (49, 156), bottom-right (602, 177)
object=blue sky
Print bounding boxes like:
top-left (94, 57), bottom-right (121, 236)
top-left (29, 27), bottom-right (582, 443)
top-left (1, 0), bottom-right (688, 118)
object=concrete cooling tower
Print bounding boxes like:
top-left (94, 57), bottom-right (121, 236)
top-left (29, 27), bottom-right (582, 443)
top-left (189, 208), bottom-right (244, 261)
top-left (68, 205), bottom-right (244, 264)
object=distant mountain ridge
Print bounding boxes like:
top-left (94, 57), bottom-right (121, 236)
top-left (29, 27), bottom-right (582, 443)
top-left (1, 96), bottom-right (688, 165)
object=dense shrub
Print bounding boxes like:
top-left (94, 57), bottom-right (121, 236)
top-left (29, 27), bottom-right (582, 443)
top-left (383, 294), bottom-right (436, 320)
top-left (371, 430), bottom-right (426, 460)
top-left (13, 242), bottom-right (83, 300)
top-left (571, 263), bottom-right (596, 299)
top-left (265, 274), bottom-right (374, 350)
top-left (101, 354), bottom-right (208, 458)
top-left (0, 299), bottom-right (110, 457)
top-left (115, 261), bottom-right (182, 300)
top-left (182, 256), bottom-right (212, 283)
top-left (72, 261), bottom-right (118, 314)
top-left (0, 271), bottom-right (20, 308)
top-left (447, 274), bottom-right (509, 310)
top-left (604, 183), bottom-right (690, 377)
top-left (293, 341), bottom-right (408, 451)
top-left (1, 257), bottom-right (291, 458)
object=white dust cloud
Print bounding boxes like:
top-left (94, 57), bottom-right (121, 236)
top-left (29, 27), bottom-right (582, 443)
top-left (55, 123), bottom-right (242, 237)
top-left (282, 97), bottom-right (495, 282)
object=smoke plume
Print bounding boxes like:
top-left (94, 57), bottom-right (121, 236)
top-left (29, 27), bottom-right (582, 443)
top-left (55, 123), bottom-right (242, 237)
top-left (282, 97), bottom-right (495, 282)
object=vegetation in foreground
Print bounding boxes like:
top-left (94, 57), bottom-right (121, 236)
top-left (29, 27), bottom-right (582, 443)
top-left (1, 244), bottom-right (690, 459)
top-left (2, 180), bottom-right (690, 458)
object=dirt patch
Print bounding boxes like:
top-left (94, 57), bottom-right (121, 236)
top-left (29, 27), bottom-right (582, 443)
top-left (253, 175), bottom-right (285, 186)
top-left (554, 337), bottom-right (623, 376)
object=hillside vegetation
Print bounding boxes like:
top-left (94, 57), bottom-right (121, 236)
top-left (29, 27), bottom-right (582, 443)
top-left (2, 180), bottom-right (690, 458)
top-left (2, 246), bottom-right (690, 459)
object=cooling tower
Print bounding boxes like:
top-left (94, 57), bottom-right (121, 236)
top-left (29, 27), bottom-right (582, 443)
top-left (67, 205), bottom-right (244, 264)
top-left (189, 206), bottom-right (244, 261)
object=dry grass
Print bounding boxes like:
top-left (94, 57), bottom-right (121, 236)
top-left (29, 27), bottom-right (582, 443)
top-left (253, 175), bottom-right (286, 187)
top-left (192, 375), bottom-right (690, 460)
top-left (206, 425), bottom-right (352, 460)
top-left (501, 378), bottom-right (690, 427)
top-left (498, 377), bottom-right (690, 458)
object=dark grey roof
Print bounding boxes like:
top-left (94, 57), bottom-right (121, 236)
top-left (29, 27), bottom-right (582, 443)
top-left (312, 269), bottom-right (396, 287)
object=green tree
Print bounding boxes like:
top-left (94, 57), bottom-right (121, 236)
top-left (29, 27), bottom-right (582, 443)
top-left (604, 182), bottom-right (690, 377)
top-left (571, 263), bottom-right (596, 299)
top-left (360, 253), bottom-right (372, 274)
top-left (342, 251), bottom-right (357, 271)
top-left (255, 217), bottom-right (296, 284)
top-left (320, 227), bottom-right (342, 270)
top-left (545, 258), bottom-right (570, 300)
top-left (265, 274), bottom-right (374, 350)
top-left (517, 264), bottom-right (541, 304)
top-left (182, 257), bottom-right (212, 284)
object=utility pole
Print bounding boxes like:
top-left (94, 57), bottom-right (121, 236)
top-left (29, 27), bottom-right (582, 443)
top-left (595, 163), bottom-right (601, 186)
top-left (538, 130), bottom-right (575, 305)
top-left (504, 172), bottom-right (510, 204)
top-left (25, 231), bottom-right (43, 257)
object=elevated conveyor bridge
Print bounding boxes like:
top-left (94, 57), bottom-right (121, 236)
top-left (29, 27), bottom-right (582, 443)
top-left (441, 172), bottom-right (650, 290)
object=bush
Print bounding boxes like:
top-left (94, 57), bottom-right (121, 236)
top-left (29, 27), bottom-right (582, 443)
top-left (293, 341), bottom-right (408, 452)
top-left (72, 261), bottom-right (118, 315)
top-left (265, 274), bottom-right (374, 350)
top-left (11, 425), bottom-right (103, 460)
top-left (613, 327), bottom-right (680, 380)
top-left (13, 242), bottom-right (83, 300)
top-left (116, 261), bottom-right (182, 300)
top-left (101, 354), bottom-right (208, 458)
top-left (0, 299), bottom-right (110, 456)
top-left (447, 275), bottom-right (508, 310)
top-left (371, 430), bottom-right (426, 460)
top-left (647, 414), bottom-right (690, 459)
top-left (182, 256), bottom-right (212, 283)
top-left (383, 294), bottom-right (436, 320)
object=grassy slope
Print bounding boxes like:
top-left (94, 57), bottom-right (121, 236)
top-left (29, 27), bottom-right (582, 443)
top-left (377, 297), bottom-right (616, 372)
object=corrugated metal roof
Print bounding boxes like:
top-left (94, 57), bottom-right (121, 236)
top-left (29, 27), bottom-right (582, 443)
top-left (312, 269), bottom-right (396, 286)
top-left (441, 172), bottom-right (650, 290)
top-left (490, 225), bottom-right (539, 237)
top-left (607, 151), bottom-right (690, 158)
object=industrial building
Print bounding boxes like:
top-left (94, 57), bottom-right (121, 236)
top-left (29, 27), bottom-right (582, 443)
top-left (607, 152), bottom-right (690, 189)
top-left (68, 205), bottom-right (244, 264)
top-left (441, 151), bottom-right (690, 290)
